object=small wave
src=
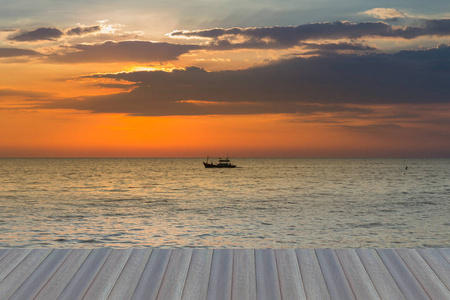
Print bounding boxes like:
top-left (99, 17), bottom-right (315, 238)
top-left (78, 239), bottom-right (98, 243)
top-left (350, 222), bottom-right (384, 228)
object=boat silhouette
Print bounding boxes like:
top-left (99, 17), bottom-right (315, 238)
top-left (203, 156), bottom-right (236, 168)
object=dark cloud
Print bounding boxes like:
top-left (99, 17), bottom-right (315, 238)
top-left (0, 88), bottom-right (51, 98)
top-left (40, 45), bottom-right (450, 116)
top-left (301, 42), bottom-right (376, 51)
top-left (171, 19), bottom-right (450, 49)
top-left (0, 48), bottom-right (41, 57)
top-left (9, 27), bottom-right (64, 42)
top-left (66, 25), bottom-right (101, 36)
top-left (93, 83), bottom-right (138, 89)
top-left (48, 41), bottom-right (200, 63)
top-left (342, 123), bottom-right (403, 131)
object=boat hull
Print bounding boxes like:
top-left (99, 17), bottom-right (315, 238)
top-left (203, 162), bottom-right (236, 168)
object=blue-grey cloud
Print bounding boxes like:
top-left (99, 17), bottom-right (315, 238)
top-left (171, 19), bottom-right (450, 49)
top-left (48, 41), bottom-right (200, 63)
top-left (66, 25), bottom-right (101, 36)
top-left (9, 27), bottom-right (64, 42)
top-left (301, 42), bottom-right (376, 51)
top-left (0, 47), bottom-right (41, 57)
top-left (40, 45), bottom-right (450, 115)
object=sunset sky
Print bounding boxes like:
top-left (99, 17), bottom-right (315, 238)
top-left (1, 0), bottom-right (450, 157)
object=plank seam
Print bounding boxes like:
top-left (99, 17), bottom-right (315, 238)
top-left (7, 249), bottom-right (53, 298)
top-left (33, 249), bottom-right (76, 299)
top-left (314, 249), bottom-right (333, 297)
top-left (80, 249), bottom-right (114, 300)
top-left (154, 249), bottom-right (174, 300)
top-left (205, 249), bottom-right (215, 299)
top-left (104, 248), bottom-right (136, 300)
top-left (395, 249), bottom-right (434, 300)
top-left (0, 249), bottom-right (32, 284)
top-left (181, 249), bottom-right (196, 300)
top-left (130, 248), bottom-right (159, 300)
top-left (293, 249), bottom-right (308, 300)
top-left (253, 249), bottom-right (258, 300)
top-left (337, 249), bottom-right (380, 299)
top-left (334, 249), bottom-right (358, 300)
top-left (375, 249), bottom-right (409, 299)
top-left (417, 249), bottom-right (450, 291)
top-left (355, 249), bottom-right (397, 300)
top-left (231, 249), bottom-right (236, 300)
top-left (0, 249), bottom-right (12, 264)
top-left (274, 250), bottom-right (284, 300)
top-left (437, 249), bottom-right (450, 264)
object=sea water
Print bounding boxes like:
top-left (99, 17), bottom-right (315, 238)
top-left (0, 158), bottom-right (449, 248)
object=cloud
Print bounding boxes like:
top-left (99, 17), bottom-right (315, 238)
top-left (301, 42), bottom-right (376, 51)
top-left (8, 25), bottom-right (103, 43)
top-left (0, 47), bottom-right (41, 57)
top-left (39, 45), bottom-right (450, 116)
top-left (9, 27), bottom-right (64, 42)
top-left (48, 40), bottom-right (200, 63)
top-left (170, 19), bottom-right (450, 50)
top-left (0, 88), bottom-right (51, 98)
top-left (66, 25), bottom-right (102, 36)
top-left (362, 8), bottom-right (409, 20)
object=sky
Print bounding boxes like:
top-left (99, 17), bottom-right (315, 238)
top-left (1, 1), bottom-right (449, 157)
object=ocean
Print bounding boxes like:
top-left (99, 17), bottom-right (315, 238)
top-left (0, 158), bottom-right (449, 248)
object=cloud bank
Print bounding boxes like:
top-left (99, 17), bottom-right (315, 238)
top-left (8, 25), bottom-right (102, 42)
top-left (49, 41), bottom-right (200, 63)
top-left (41, 45), bottom-right (450, 116)
top-left (171, 19), bottom-right (450, 49)
top-left (0, 47), bottom-right (41, 57)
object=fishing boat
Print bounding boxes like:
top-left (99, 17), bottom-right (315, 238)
top-left (203, 156), bottom-right (236, 168)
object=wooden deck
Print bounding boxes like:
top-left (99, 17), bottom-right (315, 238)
top-left (0, 248), bottom-right (449, 299)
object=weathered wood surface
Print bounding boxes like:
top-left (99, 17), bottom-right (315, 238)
top-left (0, 248), bottom-right (448, 299)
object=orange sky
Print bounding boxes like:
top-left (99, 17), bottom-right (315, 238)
top-left (1, 7), bottom-right (450, 157)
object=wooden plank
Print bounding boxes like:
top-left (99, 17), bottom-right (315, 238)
top-left (396, 249), bottom-right (450, 299)
top-left (255, 249), bottom-right (281, 300)
top-left (34, 249), bottom-right (92, 300)
top-left (9, 249), bottom-right (72, 300)
top-left (0, 249), bottom-right (11, 262)
top-left (295, 249), bottom-right (330, 300)
top-left (335, 249), bottom-right (380, 300)
top-left (181, 249), bottom-right (213, 300)
top-left (275, 249), bottom-right (306, 300)
top-left (132, 248), bottom-right (172, 300)
top-left (107, 248), bottom-right (153, 300)
top-left (232, 249), bottom-right (256, 300)
top-left (417, 248), bottom-right (450, 290)
top-left (356, 249), bottom-right (405, 300)
top-left (83, 249), bottom-right (133, 300)
top-left (438, 248), bottom-right (450, 263)
top-left (315, 249), bottom-right (355, 300)
top-left (206, 249), bottom-right (233, 300)
top-left (0, 249), bottom-right (32, 283)
top-left (377, 249), bottom-right (430, 300)
top-left (57, 248), bottom-right (112, 300)
top-left (157, 249), bottom-right (193, 300)
top-left (0, 249), bottom-right (52, 299)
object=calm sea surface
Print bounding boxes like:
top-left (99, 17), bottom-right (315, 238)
top-left (0, 158), bottom-right (449, 248)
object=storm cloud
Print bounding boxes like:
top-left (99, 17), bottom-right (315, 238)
top-left (171, 19), bottom-right (450, 49)
top-left (41, 45), bottom-right (450, 116)
top-left (49, 41), bottom-right (201, 63)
